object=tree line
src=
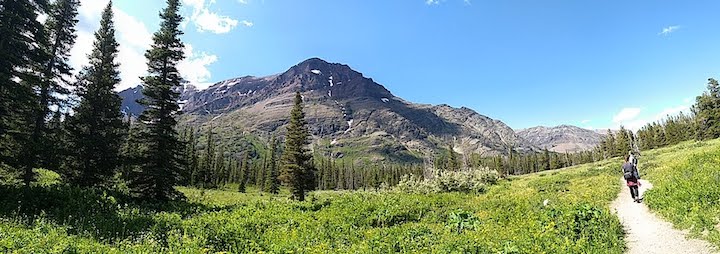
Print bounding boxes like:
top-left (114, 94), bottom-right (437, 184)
top-left (600, 79), bottom-right (720, 156)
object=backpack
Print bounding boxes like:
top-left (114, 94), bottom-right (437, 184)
top-left (623, 163), bottom-right (635, 180)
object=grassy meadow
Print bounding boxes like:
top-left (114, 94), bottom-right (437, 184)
top-left (640, 139), bottom-right (720, 248)
top-left (0, 158), bottom-right (626, 253)
top-left (18, 138), bottom-right (720, 253)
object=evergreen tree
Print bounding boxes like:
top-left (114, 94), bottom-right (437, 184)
top-left (29, 0), bottom-right (79, 180)
top-left (238, 153), bottom-right (249, 193)
top-left (446, 144), bottom-right (460, 171)
top-left (542, 149), bottom-right (550, 171)
top-left (183, 127), bottom-right (199, 185)
top-left (279, 92), bottom-right (316, 201)
top-left (198, 126), bottom-right (215, 188)
top-left (653, 123), bottom-right (667, 147)
top-left (0, 0), bottom-right (48, 183)
top-left (694, 78), bottom-right (720, 140)
top-left (120, 121), bottom-right (142, 179)
top-left (129, 0), bottom-right (185, 200)
top-left (264, 135), bottom-right (280, 194)
top-left (602, 130), bottom-right (616, 158)
top-left (549, 152), bottom-right (560, 169)
top-left (615, 126), bottom-right (631, 157)
top-left (45, 110), bottom-right (67, 171)
top-left (214, 146), bottom-right (225, 187)
top-left (257, 153), bottom-right (266, 189)
top-left (65, 1), bottom-right (125, 187)
top-left (322, 156), bottom-right (334, 190)
top-left (337, 163), bottom-right (345, 190)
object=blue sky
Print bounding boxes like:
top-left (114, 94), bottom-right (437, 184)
top-left (69, 0), bottom-right (720, 131)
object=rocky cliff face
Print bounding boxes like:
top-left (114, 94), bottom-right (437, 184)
top-left (516, 125), bottom-right (605, 153)
top-left (121, 58), bottom-right (540, 161)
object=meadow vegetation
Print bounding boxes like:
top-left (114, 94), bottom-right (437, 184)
top-left (0, 159), bottom-right (625, 253)
top-left (641, 139), bottom-right (720, 248)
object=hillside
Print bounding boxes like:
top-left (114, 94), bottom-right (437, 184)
top-left (517, 125), bottom-right (605, 153)
top-left (122, 58), bottom-right (539, 161)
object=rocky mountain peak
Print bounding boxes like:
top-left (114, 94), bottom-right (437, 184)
top-left (119, 58), bottom-right (605, 161)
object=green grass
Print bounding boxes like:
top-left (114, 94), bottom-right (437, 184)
top-left (6, 138), bottom-right (720, 253)
top-left (640, 139), bottom-right (720, 248)
top-left (0, 159), bottom-right (626, 253)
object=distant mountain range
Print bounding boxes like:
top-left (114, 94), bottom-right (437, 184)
top-left (120, 58), bottom-right (603, 161)
top-left (516, 125), bottom-right (606, 153)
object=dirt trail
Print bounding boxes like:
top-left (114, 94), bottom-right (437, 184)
top-left (610, 178), bottom-right (717, 254)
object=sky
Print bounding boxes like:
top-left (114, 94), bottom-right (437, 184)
top-left (68, 0), bottom-right (720, 131)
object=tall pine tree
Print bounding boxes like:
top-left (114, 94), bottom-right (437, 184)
top-left (615, 126), bottom-right (631, 157)
top-left (129, 0), bottom-right (185, 200)
top-left (238, 153), bottom-right (249, 193)
top-left (279, 92), bottom-right (316, 201)
top-left (66, 1), bottom-right (125, 187)
top-left (0, 0), bottom-right (48, 182)
top-left (198, 126), bottom-right (215, 188)
top-left (182, 127), bottom-right (199, 186)
top-left (263, 134), bottom-right (280, 193)
top-left (29, 0), bottom-right (79, 180)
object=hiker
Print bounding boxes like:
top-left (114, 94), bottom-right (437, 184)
top-left (629, 150), bottom-right (638, 166)
top-left (622, 154), bottom-right (642, 203)
top-left (629, 150), bottom-right (640, 176)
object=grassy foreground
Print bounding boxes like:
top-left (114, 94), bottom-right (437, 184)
top-left (641, 139), bottom-right (720, 248)
top-left (0, 163), bottom-right (625, 253)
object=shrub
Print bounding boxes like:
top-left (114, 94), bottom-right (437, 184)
top-left (395, 168), bottom-right (499, 194)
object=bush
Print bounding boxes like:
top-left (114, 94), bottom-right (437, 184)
top-left (33, 168), bottom-right (61, 187)
top-left (395, 168), bottom-right (499, 194)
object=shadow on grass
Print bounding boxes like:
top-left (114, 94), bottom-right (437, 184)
top-left (0, 185), bottom-right (232, 244)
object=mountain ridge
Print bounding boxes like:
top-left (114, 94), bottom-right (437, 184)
top-left (120, 58), bottom-right (601, 161)
top-left (516, 125), bottom-right (605, 153)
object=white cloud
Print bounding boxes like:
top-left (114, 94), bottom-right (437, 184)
top-left (623, 119), bottom-right (650, 132)
top-left (610, 107), bottom-right (644, 131)
top-left (193, 8), bottom-right (238, 34)
top-left (581, 119), bottom-right (591, 124)
top-left (609, 101), bottom-right (694, 131)
top-left (71, 0), bottom-right (219, 91)
top-left (241, 20), bottom-right (253, 27)
top-left (655, 105), bottom-right (691, 120)
top-left (183, 0), bottom-right (241, 34)
top-left (237, 0), bottom-right (248, 4)
top-left (425, 0), bottom-right (469, 5)
top-left (659, 25), bottom-right (680, 36)
top-left (178, 44), bottom-right (218, 90)
top-left (612, 108), bottom-right (642, 123)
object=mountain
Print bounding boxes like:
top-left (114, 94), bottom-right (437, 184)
top-left (516, 125), bottom-right (605, 153)
top-left (120, 58), bottom-right (537, 162)
top-left (119, 85), bottom-right (144, 118)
